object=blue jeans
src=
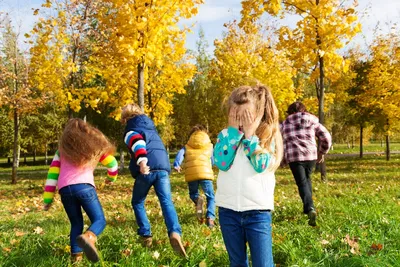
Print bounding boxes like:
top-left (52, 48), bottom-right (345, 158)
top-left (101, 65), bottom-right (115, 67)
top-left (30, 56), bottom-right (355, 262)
top-left (131, 170), bottom-right (182, 237)
top-left (59, 184), bottom-right (106, 254)
top-left (188, 180), bottom-right (216, 219)
top-left (219, 207), bottom-right (274, 267)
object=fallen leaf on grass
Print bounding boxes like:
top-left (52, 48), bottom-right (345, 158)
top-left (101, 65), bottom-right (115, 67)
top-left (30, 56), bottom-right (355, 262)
top-left (152, 251), bottom-right (160, 260)
top-left (199, 260), bottom-right (207, 267)
top-left (184, 241), bottom-right (190, 249)
top-left (320, 239), bottom-right (330, 245)
top-left (342, 234), bottom-right (360, 255)
top-left (15, 231), bottom-right (25, 237)
top-left (122, 248), bottom-right (133, 257)
top-left (202, 228), bottom-right (211, 237)
top-left (3, 247), bottom-right (11, 253)
top-left (370, 243), bottom-right (383, 251)
top-left (33, 226), bottom-right (44, 235)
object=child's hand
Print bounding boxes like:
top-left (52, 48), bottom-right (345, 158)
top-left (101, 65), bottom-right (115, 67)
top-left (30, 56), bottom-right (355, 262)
top-left (174, 166), bottom-right (181, 173)
top-left (43, 203), bottom-right (51, 211)
top-left (242, 110), bottom-right (262, 139)
top-left (317, 152), bottom-right (325, 163)
top-left (139, 161), bottom-right (150, 175)
top-left (228, 106), bottom-right (241, 129)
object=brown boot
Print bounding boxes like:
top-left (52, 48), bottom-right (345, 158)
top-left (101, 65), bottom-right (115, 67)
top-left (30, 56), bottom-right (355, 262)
top-left (169, 232), bottom-right (187, 258)
top-left (195, 196), bottom-right (204, 221)
top-left (76, 230), bottom-right (99, 263)
top-left (71, 252), bottom-right (83, 263)
top-left (140, 236), bottom-right (153, 248)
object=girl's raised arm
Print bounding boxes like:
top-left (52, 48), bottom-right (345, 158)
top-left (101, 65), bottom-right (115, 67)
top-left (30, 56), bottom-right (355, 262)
top-left (242, 137), bottom-right (273, 173)
top-left (100, 154), bottom-right (118, 182)
top-left (214, 127), bottom-right (243, 171)
top-left (43, 151), bottom-right (61, 205)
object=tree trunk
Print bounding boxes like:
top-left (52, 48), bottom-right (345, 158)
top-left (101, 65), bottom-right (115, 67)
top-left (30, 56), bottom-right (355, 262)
top-left (138, 62), bottom-right (145, 111)
top-left (351, 137), bottom-right (354, 149)
top-left (119, 148), bottom-right (125, 172)
top-left (44, 143), bottom-right (48, 165)
top-left (68, 108), bottom-right (73, 119)
top-left (314, 6), bottom-right (327, 181)
top-left (359, 125), bottom-right (363, 158)
top-left (148, 90), bottom-right (155, 119)
top-left (386, 119), bottom-right (390, 161)
top-left (11, 108), bottom-right (19, 184)
top-left (33, 148), bottom-right (36, 163)
top-left (24, 153), bottom-right (27, 164)
top-left (386, 134), bottom-right (390, 161)
top-left (317, 47), bottom-right (327, 181)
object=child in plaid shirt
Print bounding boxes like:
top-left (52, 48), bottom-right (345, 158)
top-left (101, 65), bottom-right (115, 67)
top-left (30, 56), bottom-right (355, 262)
top-left (280, 102), bottom-right (332, 226)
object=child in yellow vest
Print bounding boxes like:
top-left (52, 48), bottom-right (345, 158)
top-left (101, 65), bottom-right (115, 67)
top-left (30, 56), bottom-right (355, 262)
top-left (173, 125), bottom-right (215, 228)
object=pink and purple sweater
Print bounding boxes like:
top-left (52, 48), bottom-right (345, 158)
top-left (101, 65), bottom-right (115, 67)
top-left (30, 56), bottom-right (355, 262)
top-left (43, 151), bottom-right (118, 204)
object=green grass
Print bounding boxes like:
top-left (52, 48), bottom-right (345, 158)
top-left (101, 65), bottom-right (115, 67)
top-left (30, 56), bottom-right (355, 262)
top-left (0, 155), bottom-right (400, 266)
top-left (330, 142), bottom-right (400, 155)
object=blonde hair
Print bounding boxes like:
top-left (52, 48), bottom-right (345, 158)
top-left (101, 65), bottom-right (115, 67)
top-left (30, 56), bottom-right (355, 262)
top-left (59, 118), bottom-right (116, 167)
top-left (227, 85), bottom-right (283, 171)
top-left (120, 104), bottom-right (144, 124)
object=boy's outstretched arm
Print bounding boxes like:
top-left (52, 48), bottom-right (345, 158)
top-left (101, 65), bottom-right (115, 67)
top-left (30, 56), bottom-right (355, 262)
top-left (124, 131), bottom-right (150, 174)
top-left (173, 147), bottom-right (185, 172)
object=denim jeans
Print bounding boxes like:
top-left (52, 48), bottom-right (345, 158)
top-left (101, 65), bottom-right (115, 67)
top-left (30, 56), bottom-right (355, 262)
top-left (131, 170), bottom-right (182, 237)
top-left (289, 160), bottom-right (316, 214)
top-left (59, 184), bottom-right (106, 254)
top-left (188, 180), bottom-right (216, 219)
top-left (219, 207), bottom-right (274, 267)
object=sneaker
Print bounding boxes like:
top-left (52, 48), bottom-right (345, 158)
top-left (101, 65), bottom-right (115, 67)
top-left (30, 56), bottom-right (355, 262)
top-left (308, 209), bottom-right (317, 226)
top-left (140, 236), bottom-right (153, 248)
top-left (196, 196), bottom-right (204, 221)
top-left (206, 218), bottom-right (215, 229)
top-left (169, 232), bottom-right (187, 258)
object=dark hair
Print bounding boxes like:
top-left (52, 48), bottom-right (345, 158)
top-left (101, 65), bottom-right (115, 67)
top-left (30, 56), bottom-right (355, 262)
top-left (189, 124), bottom-right (207, 136)
top-left (287, 101), bottom-right (306, 115)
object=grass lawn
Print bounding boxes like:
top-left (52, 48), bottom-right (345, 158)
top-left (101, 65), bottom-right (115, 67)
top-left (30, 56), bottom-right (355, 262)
top-left (0, 155), bottom-right (399, 266)
top-left (329, 142), bottom-right (400, 155)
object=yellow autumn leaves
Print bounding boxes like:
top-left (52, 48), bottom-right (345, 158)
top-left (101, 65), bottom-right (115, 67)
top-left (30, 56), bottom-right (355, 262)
top-left (25, 0), bottom-right (372, 127)
top-left (28, 0), bottom-right (203, 123)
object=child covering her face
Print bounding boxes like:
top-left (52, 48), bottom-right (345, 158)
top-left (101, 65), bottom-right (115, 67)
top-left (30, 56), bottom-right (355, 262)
top-left (214, 85), bottom-right (283, 267)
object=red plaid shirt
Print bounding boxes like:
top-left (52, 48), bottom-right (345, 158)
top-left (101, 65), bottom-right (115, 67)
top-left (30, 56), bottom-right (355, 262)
top-left (281, 112), bottom-right (332, 163)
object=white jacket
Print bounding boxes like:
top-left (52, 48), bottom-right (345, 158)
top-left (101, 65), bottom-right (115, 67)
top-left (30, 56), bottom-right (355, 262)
top-left (215, 144), bottom-right (275, 212)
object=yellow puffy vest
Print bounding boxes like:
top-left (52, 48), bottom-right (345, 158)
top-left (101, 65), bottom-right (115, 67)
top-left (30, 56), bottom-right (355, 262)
top-left (184, 131), bottom-right (214, 182)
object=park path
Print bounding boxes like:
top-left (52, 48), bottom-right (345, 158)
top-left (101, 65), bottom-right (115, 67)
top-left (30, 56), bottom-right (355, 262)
top-left (1, 152), bottom-right (400, 176)
top-left (327, 151), bottom-right (400, 157)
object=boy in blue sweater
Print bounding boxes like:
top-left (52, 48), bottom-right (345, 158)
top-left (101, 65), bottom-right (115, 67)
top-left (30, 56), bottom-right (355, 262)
top-left (121, 104), bottom-right (187, 258)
